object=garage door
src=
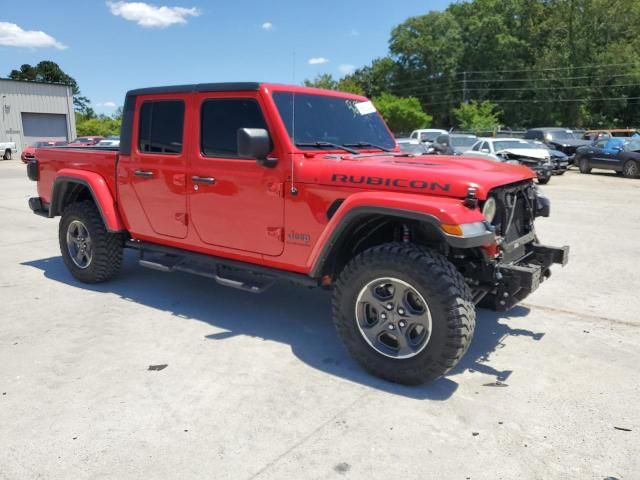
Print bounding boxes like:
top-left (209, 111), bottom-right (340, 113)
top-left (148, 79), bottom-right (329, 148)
top-left (21, 113), bottom-right (69, 145)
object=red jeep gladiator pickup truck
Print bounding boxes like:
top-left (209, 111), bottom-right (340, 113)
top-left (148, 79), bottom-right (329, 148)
top-left (26, 82), bottom-right (568, 385)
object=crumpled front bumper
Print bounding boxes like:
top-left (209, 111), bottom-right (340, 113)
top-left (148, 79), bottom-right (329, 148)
top-left (491, 243), bottom-right (569, 311)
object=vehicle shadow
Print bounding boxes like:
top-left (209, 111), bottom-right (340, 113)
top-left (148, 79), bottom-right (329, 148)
top-left (22, 253), bottom-right (545, 400)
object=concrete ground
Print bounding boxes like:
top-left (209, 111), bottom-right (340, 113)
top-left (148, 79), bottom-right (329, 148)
top-left (0, 160), bottom-right (638, 480)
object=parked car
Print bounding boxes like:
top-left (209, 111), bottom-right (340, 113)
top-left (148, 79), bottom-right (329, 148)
top-left (68, 136), bottom-right (104, 147)
top-left (24, 81), bottom-right (568, 385)
top-left (466, 137), bottom-right (554, 184)
top-left (20, 140), bottom-right (67, 163)
top-left (432, 134), bottom-right (478, 155)
top-left (582, 129), bottom-right (640, 141)
top-left (1, 140), bottom-right (17, 160)
top-left (574, 137), bottom-right (640, 178)
top-left (525, 140), bottom-right (569, 175)
top-left (96, 138), bottom-right (120, 148)
top-left (523, 128), bottom-right (591, 162)
top-left (395, 138), bottom-right (432, 155)
top-left (409, 129), bottom-right (448, 144)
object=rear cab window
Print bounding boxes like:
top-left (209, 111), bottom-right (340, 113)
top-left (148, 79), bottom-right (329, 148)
top-left (138, 100), bottom-right (185, 154)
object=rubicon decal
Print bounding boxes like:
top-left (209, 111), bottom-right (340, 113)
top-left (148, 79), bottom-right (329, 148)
top-left (331, 174), bottom-right (450, 192)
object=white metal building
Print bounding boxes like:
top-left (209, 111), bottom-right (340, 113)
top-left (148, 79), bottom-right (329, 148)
top-left (0, 78), bottom-right (76, 155)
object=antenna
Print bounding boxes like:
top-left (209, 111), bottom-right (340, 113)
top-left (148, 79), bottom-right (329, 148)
top-left (290, 50), bottom-right (298, 196)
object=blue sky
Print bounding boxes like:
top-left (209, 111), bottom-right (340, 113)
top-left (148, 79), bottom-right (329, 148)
top-left (0, 0), bottom-right (450, 114)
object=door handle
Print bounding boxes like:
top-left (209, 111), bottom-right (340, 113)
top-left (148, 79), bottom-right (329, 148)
top-left (192, 176), bottom-right (216, 185)
top-left (134, 170), bottom-right (154, 178)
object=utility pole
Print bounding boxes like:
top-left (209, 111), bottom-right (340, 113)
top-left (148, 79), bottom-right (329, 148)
top-left (462, 71), bottom-right (469, 104)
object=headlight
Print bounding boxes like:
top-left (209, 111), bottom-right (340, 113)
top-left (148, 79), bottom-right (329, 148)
top-left (482, 197), bottom-right (497, 223)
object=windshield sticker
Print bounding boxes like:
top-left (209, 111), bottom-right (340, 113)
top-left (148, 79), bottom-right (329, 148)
top-left (355, 101), bottom-right (376, 116)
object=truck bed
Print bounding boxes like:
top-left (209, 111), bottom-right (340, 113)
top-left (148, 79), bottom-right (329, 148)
top-left (34, 147), bottom-right (120, 207)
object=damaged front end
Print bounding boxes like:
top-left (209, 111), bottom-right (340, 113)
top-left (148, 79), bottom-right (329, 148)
top-left (465, 181), bottom-right (569, 311)
top-left (500, 151), bottom-right (554, 183)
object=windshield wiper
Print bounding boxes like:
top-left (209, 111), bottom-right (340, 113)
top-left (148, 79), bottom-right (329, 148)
top-left (295, 142), bottom-right (358, 154)
top-left (343, 142), bottom-right (393, 152)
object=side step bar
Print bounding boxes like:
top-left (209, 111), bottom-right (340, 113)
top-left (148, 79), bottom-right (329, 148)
top-left (126, 240), bottom-right (319, 293)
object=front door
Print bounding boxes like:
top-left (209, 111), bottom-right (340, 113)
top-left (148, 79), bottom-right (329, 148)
top-left (122, 95), bottom-right (189, 238)
top-left (188, 92), bottom-right (285, 256)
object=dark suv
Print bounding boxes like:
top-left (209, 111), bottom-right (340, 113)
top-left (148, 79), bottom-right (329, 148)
top-left (524, 128), bottom-right (591, 161)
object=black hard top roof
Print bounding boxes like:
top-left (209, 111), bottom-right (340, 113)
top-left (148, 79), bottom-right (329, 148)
top-left (126, 82), bottom-right (261, 97)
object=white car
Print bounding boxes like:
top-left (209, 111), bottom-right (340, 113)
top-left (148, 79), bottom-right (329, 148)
top-left (409, 129), bottom-right (448, 144)
top-left (1, 141), bottom-right (17, 160)
top-left (465, 137), bottom-right (554, 184)
top-left (95, 138), bottom-right (120, 148)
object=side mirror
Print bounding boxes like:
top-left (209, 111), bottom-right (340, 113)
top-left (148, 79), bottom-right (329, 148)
top-left (237, 128), bottom-right (276, 167)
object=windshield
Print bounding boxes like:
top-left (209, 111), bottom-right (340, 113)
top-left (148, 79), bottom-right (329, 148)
top-left (548, 130), bottom-right (579, 141)
top-left (398, 143), bottom-right (427, 154)
top-left (272, 92), bottom-right (395, 151)
top-left (451, 136), bottom-right (477, 147)
top-left (494, 140), bottom-right (538, 151)
top-left (625, 140), bottom-right (640, 152)
top-left (420, 132), bottom-right (441, 142)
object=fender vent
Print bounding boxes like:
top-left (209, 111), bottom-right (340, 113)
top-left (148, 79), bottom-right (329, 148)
top-left (326, 199), bottom-right (344, 220)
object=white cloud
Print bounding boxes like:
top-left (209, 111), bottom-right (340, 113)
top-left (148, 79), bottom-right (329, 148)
top-left (107, 1), bottom-right (200, 28)
top-left (261, 22), bottom-right (273, 31)
top-left (0, 22), bottom-right (66, 50)
top-left (98, 101), bottom-right (117, 108)
top-left (308, 57), bottom-right (329, 65)
top-left (338, 64), bottom-right (356, 75)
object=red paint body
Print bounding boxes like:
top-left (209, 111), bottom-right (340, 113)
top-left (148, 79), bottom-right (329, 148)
top-left (34, 84), bottom-right (535, 275)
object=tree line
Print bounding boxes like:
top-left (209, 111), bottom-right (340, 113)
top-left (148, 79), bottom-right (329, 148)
top-left (306, 0), bottom-right (640, 131)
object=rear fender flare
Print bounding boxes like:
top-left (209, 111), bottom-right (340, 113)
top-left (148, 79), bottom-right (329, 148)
top-left (50, 169), bottom-right (125, 232)
top-left (307, 192), bottom-right (491, 277)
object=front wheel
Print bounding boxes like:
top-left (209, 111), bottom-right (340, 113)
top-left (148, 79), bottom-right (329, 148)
top-left (578, 157), bottom-right (592, 174)
top-left (537, 175), bottom-right (551, 185)
top-left (3, 149), bottom-right (11, 161)
top-left (332, 243), bottom-right (475, 385)
top-left (623, 160), bottom-right (639, 179)
top-left (59, 200), bottom-right (124, 283)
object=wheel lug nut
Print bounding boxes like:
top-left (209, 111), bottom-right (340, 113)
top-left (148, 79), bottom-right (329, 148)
top-left (398, 308), bottom-right (405, 315)
top-left (380, 313), bottom-right (387, 320)
top-left (399, 321), bottom-right (406, 328)
top-left (387, 324), bottom-right (395, 330)
top-left (386, 303), bottom-right (393, 310)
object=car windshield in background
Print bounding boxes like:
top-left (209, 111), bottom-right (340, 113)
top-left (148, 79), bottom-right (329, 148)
top-left (421, 132), bottom-right (440, 142)
top-left (625, 140), bottom-right (640, 152)
top-left (398, 143), bottom-right (427, 154)
top-left (452, 137), bottom-right (476, 147)
top-left (548, 130), bottom-right (579, 140)
top-left (494, 141), bottom-right (538, 151)
top-left (272, 92), bottom-right (396, 151)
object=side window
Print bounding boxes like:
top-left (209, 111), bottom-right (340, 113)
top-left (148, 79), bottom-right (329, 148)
top-left (481, 141), bottom-right (490, 152)
top-left (201, 98), bottom-right (269, 158)
top-left (138, 100), bottom-right (185, 154)
top-left (436, 135), bottom-right (447, 145)
top-left (471, 142), bottom-right (480, 151)
top-left (410, 132), bottom-right (417, 139)
top-left (595, 139), bottom-right (607, 149)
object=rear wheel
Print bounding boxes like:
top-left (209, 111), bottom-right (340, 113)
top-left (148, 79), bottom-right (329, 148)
top-left (623, 160), bottom-right (639, 179)
top-left (537, 175), bottom-right (551, 185)
top-left (3, 149), bottom-right (10, 160)
top-left (579, 157), bottom-right (591, 174)
top-left (332, 243), bottom-right (475, 385)
top-left (59, 200), bottom-right (124, 283)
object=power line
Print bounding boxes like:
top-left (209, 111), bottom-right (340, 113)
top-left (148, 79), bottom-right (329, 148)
top-left (460, 62), bottom-right (640, 75)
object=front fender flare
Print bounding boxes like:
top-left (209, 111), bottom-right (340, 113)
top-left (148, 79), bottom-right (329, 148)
top-left (50, 169), bottom-right (125, 232)
top-left (307, 192), bottom-right (492, 277)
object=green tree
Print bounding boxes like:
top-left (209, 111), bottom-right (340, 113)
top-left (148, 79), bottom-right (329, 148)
top-left (372, 93), bottom-right (432, 133)
top-left (8, 61), bottom-right (92, 113)
top-left (75, 113), bottom-right (121, 137)
top-left (345, 57), bottom-right (398, 98)
top-left (303, 74), bottom-right (338, 90)
top-left (453, 100), bottom-right (501, 130)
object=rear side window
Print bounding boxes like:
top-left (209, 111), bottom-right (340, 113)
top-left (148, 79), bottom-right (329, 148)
top-left (201, 98), bottom-right (269, 158)
top-left (138, 100), bottom-right (185, 154)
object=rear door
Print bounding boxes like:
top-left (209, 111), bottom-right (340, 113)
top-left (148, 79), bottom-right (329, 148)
top-left (119, 94), bottom-right (189, 238)
top-left (589, 139), bottom-right (609, 168)
top-left (188, 91), bottom-right (285, 256)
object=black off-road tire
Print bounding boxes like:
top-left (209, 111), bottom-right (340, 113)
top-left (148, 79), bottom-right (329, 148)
top-left (59, 200), bottom-right (124, 283)
top-left (537, 176), bottom-right (551, 185)
top-left (332, 243), bottom-right (475, 385)
top-left (578, 157), bottom-right (591, 174)
top-left (623, 160), bottom-right (639, 179)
